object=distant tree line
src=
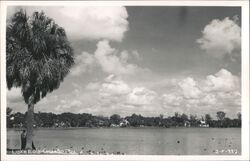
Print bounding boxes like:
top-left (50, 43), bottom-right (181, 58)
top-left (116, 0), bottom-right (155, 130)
top-left (6, 107), bottom-right (241, 128)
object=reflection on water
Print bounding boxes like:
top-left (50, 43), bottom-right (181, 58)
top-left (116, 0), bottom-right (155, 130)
top-left (7, 128), bottom-right (241, 155)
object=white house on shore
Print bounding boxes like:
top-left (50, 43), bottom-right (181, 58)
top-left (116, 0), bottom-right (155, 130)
top-left (119, 119), bottom-right (130, 127)
top-left (199, 120), bottom-right (209, 127)
top-left (184, 121), bottom-right (191, 127)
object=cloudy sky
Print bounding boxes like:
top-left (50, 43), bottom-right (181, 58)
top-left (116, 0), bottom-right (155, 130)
top-left (7, 6), bottom-right (241, 118)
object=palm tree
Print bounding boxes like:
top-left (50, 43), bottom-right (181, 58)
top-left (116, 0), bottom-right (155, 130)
top-left (6, 9), bottom-right (74, 149)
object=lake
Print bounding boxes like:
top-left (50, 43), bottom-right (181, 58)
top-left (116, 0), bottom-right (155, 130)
top-left (7, 127), bottom-right (241, 155)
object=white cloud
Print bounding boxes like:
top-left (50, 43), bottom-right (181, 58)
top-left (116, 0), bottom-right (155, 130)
top-left (7, 88), bottom-right (22, 102)
top-left (217, 91), bottom-right (241, 107)
top-left (6, 65), bottom-right (240, 118)
top-left (70, 52), bottom-right (96, 76)
top-left (96, 76), bottom-right (161, 115)
top-left (70, 100), bottom-right (83, 107)
top-left (85, 82), bottom-right (101, 91)
top-left (36, 89), bottom-right (99, 114)
top-left (7, 88), bottom-right (27, 114)
top-left (131, 50), bottom-right (141, 60)
top-left (104, 74), bottom-right (116, 82)
top-left (197, 16), bottom-right (241, 58)
top-left (120, 50), bottom-right (129, 63)
top-left (99, 75), bottom-right (131, 97)
top-left (162, 93), bottom-right (183, 107)
top-left (71, 40), bottom-right (142, 76)
top-left (72, 82), bottom-right (81, 89)
top-left (199, 93), bottom-right (217, 106)
top-left (127, 87), bottom-right (157, 106)
top-left (60, 99), bottom-right (66, 104)
top-left (161, 69), bottom-right (241, 117)
top-left (8, 6), bottom-right (128, 41)
top-left (95, 40), bottom-right (139, 75)
top-left (11, 74), bottom-right (162, 116)
top-left (70, 40), bottom-right (144, 77)
top-left (204, 68), bottom-right (240, 92)
top-left (178, 77), bottom-right (202, 99)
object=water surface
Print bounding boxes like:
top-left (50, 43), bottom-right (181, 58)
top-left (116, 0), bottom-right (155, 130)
top-left (7, 127), bottom-right (241, 155)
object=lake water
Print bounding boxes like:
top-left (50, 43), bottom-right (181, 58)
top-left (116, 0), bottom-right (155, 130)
top-left (7, 128), bottom-right (241, 155)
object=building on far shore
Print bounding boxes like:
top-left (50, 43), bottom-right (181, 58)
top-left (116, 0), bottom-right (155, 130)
top-left (199, 120), bottom-right (209, 127)
top-left (184, 121), bottom-right (191, 127)
top-left (119, 119), bottom-right (130, 127)
top-left (110, 119), bottom-right (130, 128)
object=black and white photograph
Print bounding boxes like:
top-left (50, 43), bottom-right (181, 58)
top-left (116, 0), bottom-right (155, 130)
top-left (1, 1), bottom-right (249, 161)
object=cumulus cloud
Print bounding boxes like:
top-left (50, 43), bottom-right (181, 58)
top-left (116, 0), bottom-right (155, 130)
top-left (204, 68), bottom-right (240, 92)
top-left (70, 100), bottom-right (83, 107)
top-left (161, 69), bottom-right (241, 117)
top-left (99, 76), bottom-right (131, 97)
top-left (178, 77), bottom-right (202, 99)
top-left (54, 100), bottom-right (82, 114)
top-left (197, 16), bottom-right (241, 58)
top-left (199, 93), bottom-right (217, 106)
top-left (96, 75), bottom-right (161, 115)
top-left (71, 40), bottom-right (143, 76)
top-left (70, 52), bottom-right (96, 76)
top-left (85, 82), bottom-right (101, 91)
top-left (6, 62), bottom-right (240, 118)
top-left (94, 75), bottom-right (131, 114)
top-left (8, 6), bottom-right (129, 41)
top-left (7, 88), bottom-right (23, 103)
top-left (99, 75), bottom-right (158, 107)
top-left (7, 73), bottom-right (161, 116)
top-left (131, 50), bottom-right (141, 60)
top-left (95, 40), bottom-right (140, 75)
top-left (36, 88), bottom-right (98, 114)
top-left (162, 93), bottom-right (183, 107)
top-left (127, 87), bottom-right (158, 106)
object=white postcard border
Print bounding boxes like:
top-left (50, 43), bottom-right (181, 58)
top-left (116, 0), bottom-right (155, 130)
top-left (1, 1), bottom-right (249, 161)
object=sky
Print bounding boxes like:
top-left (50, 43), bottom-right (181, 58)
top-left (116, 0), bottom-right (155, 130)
top-left (7, 6), bottom-right (241, 118)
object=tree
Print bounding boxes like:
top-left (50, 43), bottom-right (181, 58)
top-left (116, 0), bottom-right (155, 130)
top-left (216, 111), bottom-right (226, 121)
top-left (159, 114), bottom-right (164, 120)
top-left (159, 114), bottom-right (164, 127)
top-left (181, 113), bottom-right (188, 121)
top-left (174, 112), bottom-right (180, 118)
top-left (110, 114), bottom-right (121, 125)
top-left (171, 112), bottom-right (181, 126)
top-left (189, 114), bottom-right (198, 127)
top-left (223, 117), bottom-right (231, 127)
top-left (237, 112), bottom-right (241, 127)
top-left (6, 10), bottom-right (74, 149)
top-left (216, 111), bottom-right (226, 127)
top-left (205, 114), bottom-right (212, 125)
top-left (237, 112), bottom-right (241, 120)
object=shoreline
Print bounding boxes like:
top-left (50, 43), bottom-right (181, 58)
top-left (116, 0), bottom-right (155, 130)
top-left (7, 126), bottom-right (242, 131)
top-left (7, 148), bottom-right (126, 155)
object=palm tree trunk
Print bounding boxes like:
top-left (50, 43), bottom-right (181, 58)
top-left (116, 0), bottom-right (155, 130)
top-left (26, 101), bottom-right (34, 150)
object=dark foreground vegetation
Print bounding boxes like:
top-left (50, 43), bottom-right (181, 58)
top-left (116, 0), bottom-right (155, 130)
top-left (7, 107), bottom-right (241, 128)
